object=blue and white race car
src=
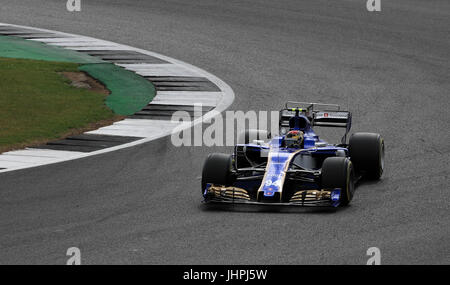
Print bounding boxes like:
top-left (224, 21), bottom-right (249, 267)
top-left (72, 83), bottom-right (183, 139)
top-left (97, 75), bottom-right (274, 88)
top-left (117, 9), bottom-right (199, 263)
top-left (201, 101), bottom-right (384, 207)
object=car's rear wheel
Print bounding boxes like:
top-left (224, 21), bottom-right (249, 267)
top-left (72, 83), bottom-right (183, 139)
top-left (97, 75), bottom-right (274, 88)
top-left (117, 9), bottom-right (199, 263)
top-left (349, 132), bottom-right (384, 179)
top-left (237, 129), bottom-right (271, 144)
top-left (322, 157), bottom-right (355, 206)
top-left (201, 153), bottom-right (234, 194)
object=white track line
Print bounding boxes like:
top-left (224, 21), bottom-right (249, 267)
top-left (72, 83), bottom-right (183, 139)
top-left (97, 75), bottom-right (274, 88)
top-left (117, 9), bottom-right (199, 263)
top-left (29, 37), bottom-right (106, 43)
top-left (2, 149), bottom-right (85, 158)
top-left (65, 46), bottom-right (133, 51)
top-left (0, 23), bottom-right (235, 173)
top-left (0, 155), bottom-right (62, 164)
top-left (48, 42), bottom-right (119, 48)
top-left (122, 64), bottom-right (201, 77)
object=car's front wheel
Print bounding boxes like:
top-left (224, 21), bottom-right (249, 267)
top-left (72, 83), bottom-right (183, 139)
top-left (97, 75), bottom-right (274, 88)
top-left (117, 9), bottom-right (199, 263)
top-left (201, 153), bottom-right (234, 195)
top-left (322, 157), bottom-right (355, 206)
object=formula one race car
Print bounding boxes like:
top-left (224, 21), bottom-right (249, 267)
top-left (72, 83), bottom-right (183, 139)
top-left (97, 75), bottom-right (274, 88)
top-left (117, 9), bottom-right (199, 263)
top-left (201, 101), bottom-right (384, 207)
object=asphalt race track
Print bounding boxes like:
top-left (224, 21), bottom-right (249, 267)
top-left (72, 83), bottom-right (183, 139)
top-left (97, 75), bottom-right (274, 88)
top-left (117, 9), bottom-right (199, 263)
top-left (0, 0), bottom-right (449, 264)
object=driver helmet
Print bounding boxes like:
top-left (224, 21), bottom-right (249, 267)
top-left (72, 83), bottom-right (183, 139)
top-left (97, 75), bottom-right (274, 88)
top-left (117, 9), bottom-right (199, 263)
top-left (285, 130), bottom-right (304, 148)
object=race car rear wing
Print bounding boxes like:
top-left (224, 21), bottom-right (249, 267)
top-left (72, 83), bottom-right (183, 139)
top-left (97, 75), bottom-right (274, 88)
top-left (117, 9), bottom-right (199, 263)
top-left (313, 110), bottom-right (352, 128)
top-left (281, 101), bottom-right (352, 143)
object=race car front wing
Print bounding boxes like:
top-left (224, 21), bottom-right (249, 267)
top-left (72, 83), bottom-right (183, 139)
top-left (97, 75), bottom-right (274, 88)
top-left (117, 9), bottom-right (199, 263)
top-left (203, 184), bottom-right (342, 207)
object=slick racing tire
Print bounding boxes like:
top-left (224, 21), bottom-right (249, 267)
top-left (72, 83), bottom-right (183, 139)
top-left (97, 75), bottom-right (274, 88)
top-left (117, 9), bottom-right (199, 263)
top-left (349, 132), bottom-right (384, 180)
top-left (237, 129), bottom-right (271, 144)
top-left (201, 153), bottom-right (234, 194)
top-left (322, 157), bottom-right (355, 206)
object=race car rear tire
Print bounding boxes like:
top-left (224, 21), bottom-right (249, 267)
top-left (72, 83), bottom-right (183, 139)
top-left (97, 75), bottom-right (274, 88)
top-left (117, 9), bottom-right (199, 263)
top-left (237, 129), bottom-right (271, 144)
top-left (349, 132), bottom-right (384, 180)
top-left (322, 157), bottom-right (355, 206)
top-left (201, 153), bottom-right (234, 194)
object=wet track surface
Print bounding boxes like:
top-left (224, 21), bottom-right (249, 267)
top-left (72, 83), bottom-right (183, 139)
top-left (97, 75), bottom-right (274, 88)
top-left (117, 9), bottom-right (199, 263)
top-left (0, 0), bottom-right (449, 264)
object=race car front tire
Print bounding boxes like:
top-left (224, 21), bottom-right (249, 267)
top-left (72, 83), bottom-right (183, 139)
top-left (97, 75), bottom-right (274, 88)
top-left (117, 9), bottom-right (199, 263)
top-left (322, 157), bottom-right (355, 206)
top-left (201, 153), bottom-right (234, 194)
top-left (349, 132), bottom-right (384, 179)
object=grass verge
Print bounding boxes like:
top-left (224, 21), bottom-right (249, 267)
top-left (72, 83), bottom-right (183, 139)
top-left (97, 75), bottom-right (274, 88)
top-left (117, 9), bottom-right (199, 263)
top-left (0, 57), bottom-right (122, 153)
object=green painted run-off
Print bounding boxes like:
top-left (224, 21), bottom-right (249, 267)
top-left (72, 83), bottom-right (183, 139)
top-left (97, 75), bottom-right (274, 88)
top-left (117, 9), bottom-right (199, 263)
top-left (0, 35), bottom-right (155, 115)
top-left (80, 64), bottom-right (156, 116)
